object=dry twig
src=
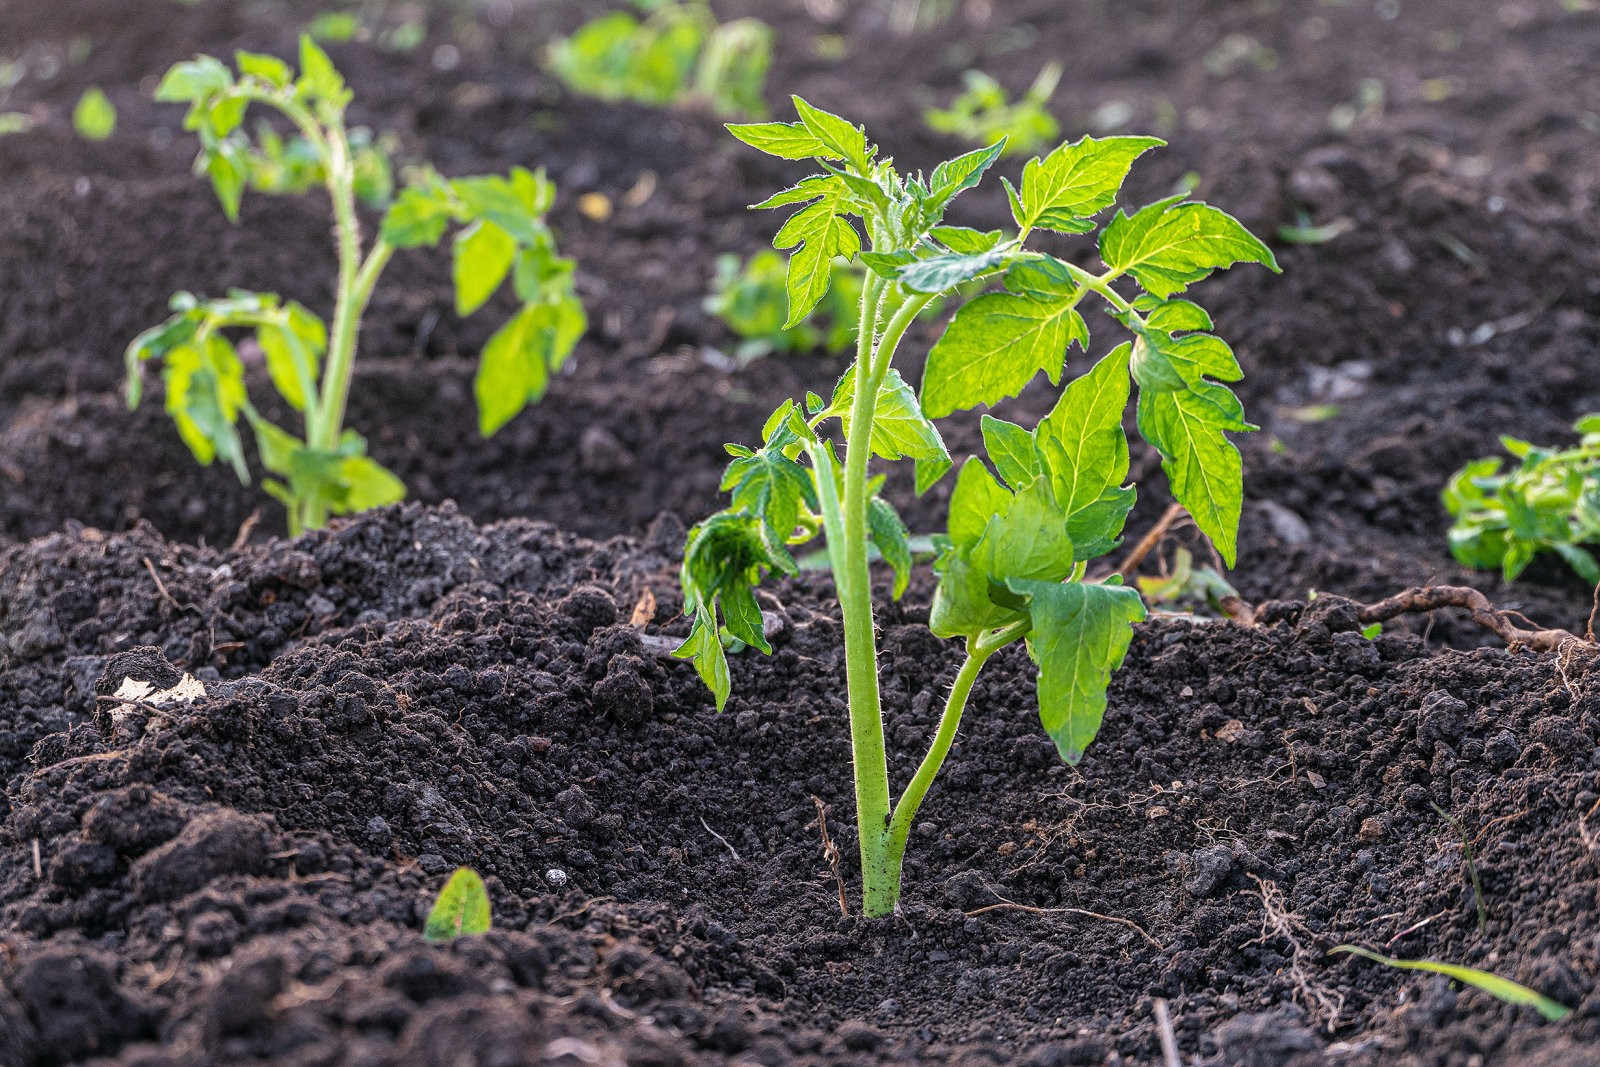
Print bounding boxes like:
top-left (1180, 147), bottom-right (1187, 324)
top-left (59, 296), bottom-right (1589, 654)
top-left (1355, 586), bottom-right (1588, 652)
top-left (1117, 503), bottom-right (1188, 578)
top-left (1152, 998), bottom-right (1181, 1067)
top-left (811, 795), bottom-right (848, 917)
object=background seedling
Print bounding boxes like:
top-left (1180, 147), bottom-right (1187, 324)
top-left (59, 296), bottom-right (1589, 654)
top-left (705, 250), bottom-right (863, 361)
top-left (924, 63), bottom-right (1061, 158)
top-left (424, 867), bottom-right (492, 941)
top-left (548, 1), bottom-right (771, 118)
top-left (677, 98), bottom-right (1276, 916)
top-left (126, 39), bottom-right (585, 535)
top-left (73, 87), bottom-right (116, 140)
top-left (1444, 415), bottom-right (1600, 583)
top-left (1332, 946), bottom-right (1572, 1021)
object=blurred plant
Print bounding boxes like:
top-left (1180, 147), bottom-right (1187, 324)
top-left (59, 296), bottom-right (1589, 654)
top-left (73, 87), bottom-right (116, 140)
top-left (127, 39), bottom-right (585, 534)
top-left (424, 868), bottom-right (492, 941)
top-left (548, 0), bottom-right (771, 118)
top-left (925, 63), bottom-right (1061, 158)
top-left (244, 121), bottom-right (396, 207)
top-left (1444, 416), bottom-right (1600, 583)
top-left (705, 250), bottom-right (863, 361)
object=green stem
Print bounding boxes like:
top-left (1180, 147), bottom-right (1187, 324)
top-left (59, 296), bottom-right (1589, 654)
top-left (312, 239), bottom-right (393, 449)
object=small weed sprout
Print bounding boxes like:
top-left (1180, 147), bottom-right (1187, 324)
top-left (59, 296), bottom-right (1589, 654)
top-left (677, 98), bottom-right (1277, 916)
top-left (126, 39), bottom-right (585, 534)
top-left (424, 867), bottom-right (492, 941)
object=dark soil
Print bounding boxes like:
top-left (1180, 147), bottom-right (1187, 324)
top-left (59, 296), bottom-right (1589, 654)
top-left (4, 0), bottom-right (1600, 1063)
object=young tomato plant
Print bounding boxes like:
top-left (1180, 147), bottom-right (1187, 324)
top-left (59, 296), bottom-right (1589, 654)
top-left (548, 1), bottom-right (771, 118)
top-left (924, 64), bottom-right (1062, 158)
top-left (126, 39), bottom-right (585, 535)
top-left (677, 98), bottom-right (1277, 916)
top-left (1444, 415), bottom-right (1600, 583)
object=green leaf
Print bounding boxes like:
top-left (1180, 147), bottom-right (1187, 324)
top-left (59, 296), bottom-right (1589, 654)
top-left (235, 50), bottom-right (292, 88)
top-left (827, 367), bottom-right (950, 465)
top-left (338, 454), bottom-right (406, 511)
top-left (424, 868), bottom-right (492, 942)
top-left (981, 415), bottom-right (1041, 490)
top-left (727, 120), bottom-right (830, 159)
top-left (927, 139), bottom-right (1007, 208)
top-left (1036, 343), bottom-right (1131, 517)
top-left (474, 297), bottom-right (586, 436)
top-left (155, 56), bottom-right (232, 102)
top-left (1331, 947), bottom-right (1573, 1023)
top-left (206, 141), bottom-right (247, 222)
top-left (972, 476), bottom-right (1076, 583)
top-left (1005, 578), bottom-right (1146, 763)
top-left (1016, 135), bottom-right (1164, 233)
top-left (897, 248), bottom-right (1013, 294)
top-left (1101, 198), bottom-right (1279, 298)
top-left (722, 427), bottom-right (816, 544)
top-left (453, 220), bottom-right (518, 317)
top-left (947, 457), bottom-right (1012, 549)
top-left (921, 288), bottom-right (1087, 418)
top-left (915, 455), bottom-right (954, 496)
top-left (929, 545), bottom-right (1019, 639)
top-left (163, 335), bottom-right (249, 483)
top-left (868, 495), bottom-right (913, 599)
top-left (452, 175), bottom-right (543, 245)
top-left (73, 88), bottom-right (116, 141)
top-left (929, 226), bottom-right (1005, 255)
top-left (674, 608), bottom-right (731, 711)
top-left (790, 95), bottom-right (868, 169)
top-left (258, 311), bottom-right (324, 413)
top-left (296, 35), bottom-right (347, 107)
top-left (1136, 379), bottom-right (1248, 566)
top-left (381, 185), bottom-right (453, 247)
top-left (773, 198), bottom-right (860, 329)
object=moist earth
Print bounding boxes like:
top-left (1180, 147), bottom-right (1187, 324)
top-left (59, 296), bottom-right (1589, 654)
top-left (3, 0), bottom-right (1600, 1063)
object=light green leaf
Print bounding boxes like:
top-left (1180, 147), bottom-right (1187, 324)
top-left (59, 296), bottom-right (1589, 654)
top-left (163, 335), bottom-right (249, 483)
top-left (297, 34), bottom-right (347, 106)
top-left (1331, 947), bottom-right (1573, 1023)
top-left (474, 297), bottom-right (587, 436)
top-left (1100, 198), bottom-right (1279, 298)
top-left (73, 88), bottom-right (116, 141)
top-left (928, 139), bottom-right (1007, 208)
top-left (1017, 134), bottom-right (1163, 233)
top-left (929, 226), bottom-right (1005, 255)
top-left (1036, 343), bottom-right (1131, 516)
top-left (452, 175), bottom-right (542, 244)
top-left (727, 120), bottom-right (830, 159)
top-left (1006, 578), bottom-right (1146, 763)
top-left (453, 220), bottom-right (518, 317)
top-left (790, 95), bottom-right (868, 169)
top-left (258, 316), bottom-right (323, 412)
top-left (947, 457), bottom-right (1011, 548)
top-left (1136, 380), bottom-right (1248, 566)
top-left (155, 56), bottom-right (232, 102)
top-left (338, 454), bottom-right (406, 511)
top-left (206, 142), bottom-right (246, 222)
top-left (424, 868), bottom-right (493, 941)
top-left (972, 477), bottom-right (1075, 583)
top-left (980, 415), bottom-right (1040, 490)
top-left (381, 184), bottom-right (453, 247)
top-left (674, 608), bottom-right (731, 711)
top-left (235, 49), bottom-right (292, 88)
top-left (921, 289), bottom-right (1087, 418)
top-left (774, 198), bottom-right (860, 328)
top-left (827, 367), bottom-right (949, 464)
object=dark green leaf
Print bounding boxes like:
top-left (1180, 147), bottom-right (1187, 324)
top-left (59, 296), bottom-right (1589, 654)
top-left (981, 415), bottom-right (1041, 490)
top-left (674, 608), bottom-right (731, 711)
top-left (897, 248), bottom-right (1013, 294)
top-left (1005, 578), bottom-right (1146, 763)
top-left (868, 495), bottom-right (913, 599)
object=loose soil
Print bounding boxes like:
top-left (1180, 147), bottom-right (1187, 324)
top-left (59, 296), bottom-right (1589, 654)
top-left (3, 0), bottom-right (1600, 1063)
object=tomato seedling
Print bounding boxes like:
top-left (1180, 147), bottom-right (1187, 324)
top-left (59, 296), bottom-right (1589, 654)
top-left (678, 98), bottom-right (1277, 916)
top-left (924, 64), bottom-right (1062, 158)
top-left (548, 1), bottom-right (771, 118)
top-left (1444, 415), bottom-right (1600, 584)
top-left (126, 39), bottom-right (585, 535)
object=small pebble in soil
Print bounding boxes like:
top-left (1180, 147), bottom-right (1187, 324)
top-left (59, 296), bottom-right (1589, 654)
top-left (545, 869), bottom-right (569, 888)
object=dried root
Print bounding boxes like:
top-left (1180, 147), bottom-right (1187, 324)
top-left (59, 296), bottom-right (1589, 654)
top-left (1355, 585), bottom-right (1589, 652)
